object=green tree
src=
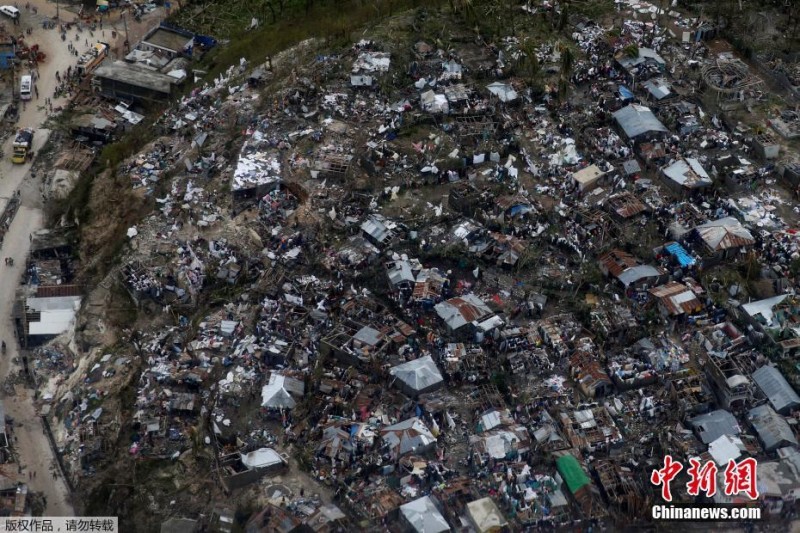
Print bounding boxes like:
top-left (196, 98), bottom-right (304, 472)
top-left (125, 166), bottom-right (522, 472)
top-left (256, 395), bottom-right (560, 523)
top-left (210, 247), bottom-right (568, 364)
top-left (518, 39), bottom-right (542, 89)
top-left (557, 41), bottom-right (575, 100)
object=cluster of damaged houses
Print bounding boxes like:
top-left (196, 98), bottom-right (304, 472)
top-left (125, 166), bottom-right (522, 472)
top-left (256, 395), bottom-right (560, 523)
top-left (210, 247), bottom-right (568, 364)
top-left (21, 0), bottom-right (800, 531)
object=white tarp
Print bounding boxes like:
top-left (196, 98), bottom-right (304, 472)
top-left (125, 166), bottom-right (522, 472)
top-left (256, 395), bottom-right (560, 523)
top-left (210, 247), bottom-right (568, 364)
top-left (241, 448), bottom-right (284, 469)
top-left (487, 82), bottom-right (518, 102)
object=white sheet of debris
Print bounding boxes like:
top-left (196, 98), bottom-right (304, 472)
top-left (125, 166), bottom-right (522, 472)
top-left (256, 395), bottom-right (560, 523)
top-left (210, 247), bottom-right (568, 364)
top-left (233, 144), bottom-right (281, 191)
top-left (352, 51), bottom-right (391, 73)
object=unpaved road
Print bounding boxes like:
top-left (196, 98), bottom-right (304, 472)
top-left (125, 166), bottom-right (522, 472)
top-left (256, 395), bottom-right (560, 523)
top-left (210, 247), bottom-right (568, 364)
top-left (0, 0), bottom-right (165, 517)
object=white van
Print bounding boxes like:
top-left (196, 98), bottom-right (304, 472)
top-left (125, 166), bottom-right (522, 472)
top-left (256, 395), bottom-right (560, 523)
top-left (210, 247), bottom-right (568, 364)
top-left (0, 6), bottom-right (20, 20)
top-left (19, 75), bottom-right (31, 101)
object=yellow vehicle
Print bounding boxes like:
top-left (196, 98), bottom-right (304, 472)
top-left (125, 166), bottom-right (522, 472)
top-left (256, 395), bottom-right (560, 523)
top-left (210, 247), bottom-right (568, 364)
top-left (11, 129), bottom-right (33, 164)
top-left (76, 43), bottom-right (109, 76)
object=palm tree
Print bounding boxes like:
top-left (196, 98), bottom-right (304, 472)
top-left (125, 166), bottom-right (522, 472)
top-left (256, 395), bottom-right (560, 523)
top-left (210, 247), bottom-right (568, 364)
top-left (557, 41), bottom-right (575, 100)
top-left (558, 42), bottom-right (574, 76)
top-left (518, 39), bottom-right (542, 88)
top-left (188, 424), bottom-right (204, 459)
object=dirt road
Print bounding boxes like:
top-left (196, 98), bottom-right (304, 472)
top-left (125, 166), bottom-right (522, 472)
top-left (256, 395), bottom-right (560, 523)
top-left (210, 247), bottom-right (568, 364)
top-left (0, 4), bottom-right (79, 517)
top-left (0, 4), bottom-right (89, 518)
top-left (0, 0), bottom-right (164, 517)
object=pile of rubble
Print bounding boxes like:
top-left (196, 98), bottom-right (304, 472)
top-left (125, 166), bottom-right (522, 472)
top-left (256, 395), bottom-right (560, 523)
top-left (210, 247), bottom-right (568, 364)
top-left (28, 1), bottom-right (800, 530)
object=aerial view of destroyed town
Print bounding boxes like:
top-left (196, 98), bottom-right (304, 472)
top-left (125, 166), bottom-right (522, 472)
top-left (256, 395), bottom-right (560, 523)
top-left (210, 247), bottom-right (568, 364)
top-left (3, 0), bottom-right (800, 531)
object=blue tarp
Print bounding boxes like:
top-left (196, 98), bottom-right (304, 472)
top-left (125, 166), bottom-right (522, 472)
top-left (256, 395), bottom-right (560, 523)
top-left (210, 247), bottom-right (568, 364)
top-left (508, 204), bottom-right (533, 217)
top-left (665, 241), bottom-right (696, 266)
top-left (619, 86), bottom-right (634, 100)
top-left (195, 35), bottom-right (217, 49)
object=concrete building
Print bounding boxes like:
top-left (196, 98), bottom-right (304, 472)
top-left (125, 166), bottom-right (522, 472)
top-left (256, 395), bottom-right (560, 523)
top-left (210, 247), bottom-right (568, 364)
top-left (93, 60), bottom-right (177, 103)
top-left (466, 497), bottom-right (508, 533)
top-left (135, 25), bottom-right (194, 59)
top-left (572, 164), bottom-right (607, 193)
top-left (22, 286), bottom-right (82, 347)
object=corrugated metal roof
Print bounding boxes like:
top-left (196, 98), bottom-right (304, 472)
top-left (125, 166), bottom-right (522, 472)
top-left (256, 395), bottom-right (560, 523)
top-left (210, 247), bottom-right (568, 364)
top-left (354, 326), bottom-right (383, 346)
top-left (612, 104), bottom-right (668, 139)
top-left (361, 215), bottom-right (391, 243)
top-left (662, 158), bottom-right (712, 189)
top-left (35, 285), bottom-right (83, 298)
top-left (752, 365), bottom-right (800, 414)
top-left (608, 192), bottom-right (646, 218)
top-left (643, 78), bottom-right (672, 100)
top-left (649, 281), bottom-right (702, 315)
top-left (748, 404), bottom-right (798, 451)
top-left (688, 409), bottom-right (740, 444)
top-left (434, 294), bottom-right (492, 330)
top-left (400, 496), bottom-right (450, 533)
top-left (381, 417), bottom-right (436, 456)
top-left (617, 47), bottom-right (666, 70)
top-left (598, 249), bottom-right (639, 277)
top-left (622, 159), bottom-right (641, 175)
top-left (261, 373), bottom-right (304, 409)
top-left (390, 355), bottom-right (444, 392)
top-left (617, 265), bottom-right (662, 287)
top-left (695, 217), bottom-right (755, 251)
top-left (388, 260), bottom-right (415, 286)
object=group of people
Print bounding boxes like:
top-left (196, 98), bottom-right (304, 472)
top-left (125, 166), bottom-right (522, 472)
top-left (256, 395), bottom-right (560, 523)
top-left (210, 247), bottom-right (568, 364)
top-left (4, 257), bottom-right (14, 266)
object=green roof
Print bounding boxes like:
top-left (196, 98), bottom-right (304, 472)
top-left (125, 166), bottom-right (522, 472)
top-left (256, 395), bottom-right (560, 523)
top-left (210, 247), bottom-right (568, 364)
top-left (556, 455), bottom-right (590, 494)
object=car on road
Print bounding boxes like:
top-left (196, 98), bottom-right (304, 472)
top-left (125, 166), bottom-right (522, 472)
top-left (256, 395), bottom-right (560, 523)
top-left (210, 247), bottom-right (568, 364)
top-left (0, 6), bottom-right (19, 20)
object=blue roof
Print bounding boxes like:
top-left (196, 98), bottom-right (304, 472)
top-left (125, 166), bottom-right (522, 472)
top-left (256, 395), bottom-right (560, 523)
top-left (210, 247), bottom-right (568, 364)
top-left (665, 241), bottom-right (696, 267)
top-left (619, 86), bottom-right (634, 100)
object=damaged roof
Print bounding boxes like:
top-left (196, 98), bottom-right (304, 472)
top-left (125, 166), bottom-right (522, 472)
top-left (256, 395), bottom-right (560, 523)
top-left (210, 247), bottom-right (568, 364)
top-left (261, 373), bottom-right (304, 409)
top-left (694, 217), bottom-right (755, 251)
top-left (434, 294), bottom-right (493, 331)
top-left (380, 417), bottom-right (436, 456)
top-left (662, 158), bottom-right (712, 189)
top-left (748, 404), bottom-right (797, 451)
top-left (649, 282), bottom-right (702, 316)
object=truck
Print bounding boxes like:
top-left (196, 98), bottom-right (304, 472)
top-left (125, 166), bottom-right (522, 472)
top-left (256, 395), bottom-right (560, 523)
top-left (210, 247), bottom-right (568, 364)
top-left (12, 129), bottom-right (33, 164)
top-left (76, 43), bottom-right (109, 76)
